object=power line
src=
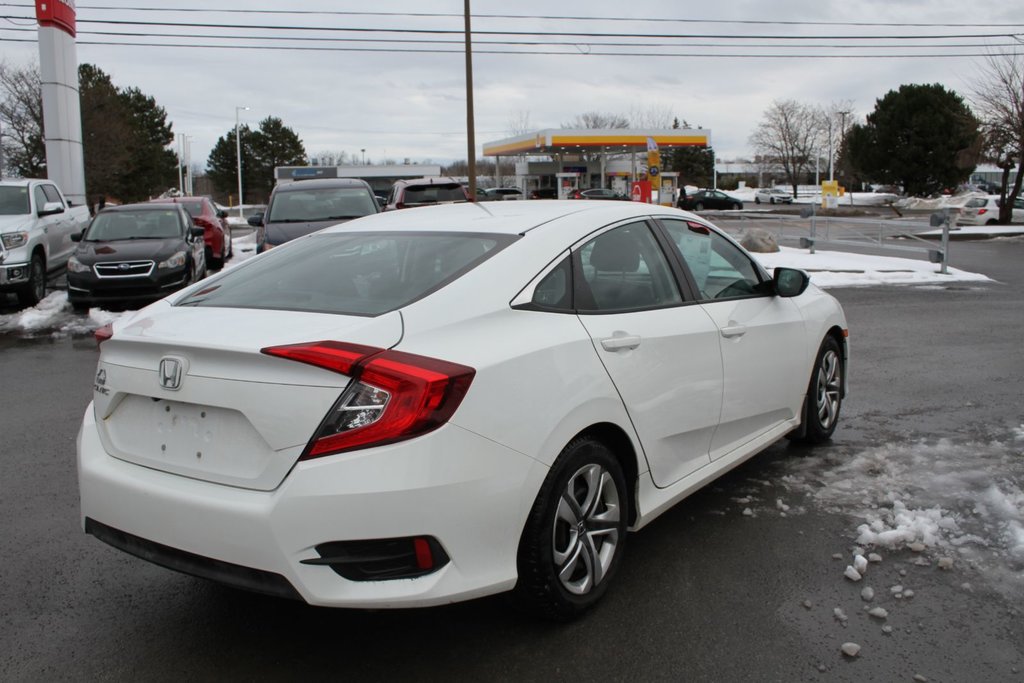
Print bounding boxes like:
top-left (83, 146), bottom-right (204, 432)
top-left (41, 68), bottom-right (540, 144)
top-left (4, 24), bottom-right (1018, 50)
top-left (2, 14), bottom-right (1019, 41)
top-left (6, 4), bottom-right (1021, 29)
top-left (2, 35), bottom-right (1016, 59)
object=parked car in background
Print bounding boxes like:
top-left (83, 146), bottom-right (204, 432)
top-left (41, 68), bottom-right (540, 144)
top-left (529, 188), bottom-right (558, 200)
top-left (383, 177), bottom-right (469, 211)
top-left (79, 201), bottom-right (847, 620)
top-left (483, 187), bottom-right (524, 201)
top-left (66, 203), bottom-right (205, 311)
top-left (678, 189), bottom-right (744, 211)
top-left (150, 196), bottom-right (231, 269)
top-left (0, 178), bottom-right (90, 307)
top-left (568, 188), bottom-right (630, 201)
top-left (247, 178), bottom-right (380, 253)
top-left (754, 188), bottom-right (793, 205)
top-left (957, 195), bottom-right (1024, 226)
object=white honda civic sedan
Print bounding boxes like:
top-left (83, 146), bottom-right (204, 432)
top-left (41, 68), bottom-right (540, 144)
top-left (78, 201), bottom-right (847, 620)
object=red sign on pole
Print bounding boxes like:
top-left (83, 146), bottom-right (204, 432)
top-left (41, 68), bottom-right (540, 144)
top-left (630, 181), bottom-right (652, 204)
top-left (36, 0), bottom-right (76, 37)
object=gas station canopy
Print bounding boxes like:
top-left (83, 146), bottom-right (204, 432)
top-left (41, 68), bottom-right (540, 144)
top-left (483, 128), bottom-right (711, 157)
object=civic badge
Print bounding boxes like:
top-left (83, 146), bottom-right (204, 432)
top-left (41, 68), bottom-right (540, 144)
top-left (158, 357), bottom-right (185, 391)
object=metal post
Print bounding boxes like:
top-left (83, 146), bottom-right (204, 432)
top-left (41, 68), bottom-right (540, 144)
top-left (810, 204), bottom-right (817, 254)
top-left (463, 0), bottom-right (477, 200)
top-left (235, 106), bottom-right (249, 219)
top-left (177, 134), bottom-right (184, 194)
top-left (940, 212), bottom-right (950, 275)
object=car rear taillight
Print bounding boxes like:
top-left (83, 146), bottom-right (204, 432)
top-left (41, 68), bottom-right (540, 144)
top-left (95, 324), bottom-right (113, 346)
top-left (978, 208), bottom-right (988, 215)
top-left (261, 341), bottom-right (475, 458)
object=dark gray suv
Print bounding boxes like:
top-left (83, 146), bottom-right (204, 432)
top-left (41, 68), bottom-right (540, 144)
top-left (248, 178), bottom-right (379, 252)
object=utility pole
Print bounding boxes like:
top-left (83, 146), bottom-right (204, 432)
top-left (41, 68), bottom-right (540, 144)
top-left (235, 106), bottom-right (249, 218)
top-left (464, 0), bottom-right (477, 200)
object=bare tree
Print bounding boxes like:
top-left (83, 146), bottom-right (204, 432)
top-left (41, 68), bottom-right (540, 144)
top-left (561, 111), bottom-right (629, 129)
top-left (628, 104), bottom-right (674, 129)
top-left (749, 100), bottom-right (820, 196)
top-left (970, 50), bottom-right (1024, 223)
top-left (506, 110), bottom-right (532, 136)
top-left (0, 60), bottom-right (45, 177)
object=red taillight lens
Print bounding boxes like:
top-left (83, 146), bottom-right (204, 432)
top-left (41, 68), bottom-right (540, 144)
top-left (261, 341), bottom-right (475, 458)
top-left (978, 208), bottom-right (988, 215)
top-left (94, 323), bottom-right (113, 346)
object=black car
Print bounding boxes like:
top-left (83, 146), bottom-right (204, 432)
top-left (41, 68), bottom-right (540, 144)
top-left (248, 178), bottom-right (380, 252)
top-left (66, 204), bottom-right (206, 311)
top-left (678, 189), bottom-right (743, 211)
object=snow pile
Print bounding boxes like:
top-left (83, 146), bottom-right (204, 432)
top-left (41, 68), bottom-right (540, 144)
top-left (752, 246), bottom-right (992, 289)
top-left (0, 290), bottom-right (129, 337)
top-left (14, 291), bottom-right (71, 331)
top-left (224, 232), bottom-right (258, 269)
top-left (779, 437), bottom-right (1024, 594)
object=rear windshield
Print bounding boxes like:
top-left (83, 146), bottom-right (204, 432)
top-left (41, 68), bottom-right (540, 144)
top-left (402, 184), bottom-right (467, 205)
top-left (268, 187), bottom-right (378, 222)
top-left (177, 200), bottom-right (205, 218)
top-left (964, 198), bottom-right (987, 208)
top-left (86, 210), bottom-right (183, 241)
top-left (176, 231), bottom-right (517, 316)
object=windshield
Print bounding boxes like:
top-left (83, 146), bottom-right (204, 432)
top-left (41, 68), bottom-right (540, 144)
top-left (86, 210), bottom-right (183, 241)
top-left (177, 231), bottom-right (516, 315)
top-left (0, 186), bottom-right (31, 215)
top-left (268, 187), bottom-right (377, 223)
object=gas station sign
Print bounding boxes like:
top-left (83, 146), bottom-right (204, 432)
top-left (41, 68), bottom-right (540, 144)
top-left (36, 0), bottom-right (76, 37)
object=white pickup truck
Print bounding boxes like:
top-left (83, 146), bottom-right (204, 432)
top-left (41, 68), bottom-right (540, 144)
top-left (0, 178), bottom-right (91, 307)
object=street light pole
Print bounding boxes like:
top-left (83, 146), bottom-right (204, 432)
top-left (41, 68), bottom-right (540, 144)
top-left (235, 106), bottom-right (250, 219)
top-left (464, 0), bottom-right (477, 200)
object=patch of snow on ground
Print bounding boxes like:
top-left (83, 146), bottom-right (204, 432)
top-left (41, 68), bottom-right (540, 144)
top-left (752, 247), bottom-right (992, 289)
top-left (0, 290), bottom-right (131, 337)
top-left (224, 232), bottom-right (258, 269)
top-left (778, 437), bottom-right (1024, 595)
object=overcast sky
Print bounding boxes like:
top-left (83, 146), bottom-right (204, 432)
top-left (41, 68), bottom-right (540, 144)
top-left (3, 1), bottom-right (1021, 168)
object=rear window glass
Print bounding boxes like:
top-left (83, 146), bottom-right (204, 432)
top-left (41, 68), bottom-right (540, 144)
top-left (402, 185), bottom-right (466, 204)
top-left (268, 187), bottom-right (378, 222)
top-left (964, 198), bottom-right (987, 208)
top-left (177, 200), bottom-right (204, 217)
top-left (176, 232), bottom-right (517, 316)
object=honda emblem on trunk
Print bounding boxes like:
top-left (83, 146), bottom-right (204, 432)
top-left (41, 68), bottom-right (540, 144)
top-left (158, 357), bottom-right (184, 390)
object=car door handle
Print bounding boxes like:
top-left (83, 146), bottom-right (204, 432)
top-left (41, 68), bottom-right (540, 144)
top-left (720, 324), bottom-right (747, 338)
top-left (600, 335), bottom-right (642, 351)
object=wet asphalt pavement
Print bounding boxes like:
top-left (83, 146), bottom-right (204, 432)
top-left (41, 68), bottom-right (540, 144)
top-left (1, 237), bottom-right (1022, 682)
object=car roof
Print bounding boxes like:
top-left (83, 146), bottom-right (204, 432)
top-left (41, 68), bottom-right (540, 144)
top-left (319, 199), bottom-right (688, 236)
top-left (102, 202), bottom-right (184, 213)
top-left (273, 178), bottom-right (372, 193)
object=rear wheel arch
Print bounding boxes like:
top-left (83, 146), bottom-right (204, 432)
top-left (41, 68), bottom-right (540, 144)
top-left (569, 422), bottom-right (640, 526)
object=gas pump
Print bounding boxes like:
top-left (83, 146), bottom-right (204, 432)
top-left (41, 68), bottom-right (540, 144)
top-left (556, 172), bottom-right (580, 200)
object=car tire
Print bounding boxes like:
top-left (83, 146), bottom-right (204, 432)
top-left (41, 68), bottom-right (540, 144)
top-left (694, 202), bottom-right (704, 211)
top-left (770, 197), bottom-right (776, 204)
top-left (755, 197), bottom-right (761, 204)
top-left (207, 245), bottom-right (223, 270)
top-left (512, 436), bottom-right (628, 621)
top-left (16, 253), bottom-right (46, 308)
top-left (733, 203), bottom-right (742, 210)
top-left (70, 300), bottom-right (89, 313)
top-left (791, 336), bottom-right (843, 444)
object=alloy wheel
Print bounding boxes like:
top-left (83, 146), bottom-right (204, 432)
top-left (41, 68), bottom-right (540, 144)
top-left (551, 463), bottom-right (621, 595)
top-left (815, 348), bottom-right (842, 429)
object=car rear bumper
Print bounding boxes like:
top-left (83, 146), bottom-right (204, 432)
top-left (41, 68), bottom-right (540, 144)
top-left (77, 403), bottom-right (548, 608)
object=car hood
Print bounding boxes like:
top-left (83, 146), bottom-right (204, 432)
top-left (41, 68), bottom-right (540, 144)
top-left (0, 214), bottom-right (33, 232)
top-left (74, 237), bottom-right (186, 264)
top-left (265, 218), bottom-right (358, 244)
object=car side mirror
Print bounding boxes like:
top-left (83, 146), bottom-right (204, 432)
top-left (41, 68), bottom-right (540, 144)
top-left (70, 231), bottom-right (83, 242)
top-left (247, 213), bottom-right (264, 227)
top-left (190, 227), bottom-right (205, 239)
top-left (38, 201), bottom-right (65, 217)
top-left (774, 267), bottom-right (810, 297)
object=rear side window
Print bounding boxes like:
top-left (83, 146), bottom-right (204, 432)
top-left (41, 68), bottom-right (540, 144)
top-left (177, 232), bottom-right (516, 316)
top-left (964, 198), bottom-right (986, 208)
top-left (574, 222), bottom-right (682, 313)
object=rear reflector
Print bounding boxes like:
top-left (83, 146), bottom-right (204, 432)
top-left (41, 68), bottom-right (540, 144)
top-left (262, 341), bottom-right (475, 458)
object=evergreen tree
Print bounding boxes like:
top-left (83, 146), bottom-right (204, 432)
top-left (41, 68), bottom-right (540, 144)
top-left (206, 117), bottom-right (305, 202)
top-left (79, 64), bottom-right (131, 203)
top-left (847, 84), bottom-right (981, 196)
top-left (116, 87), bottom-right (178, 201)
top-left (666, 117), bottom-right (715, 188)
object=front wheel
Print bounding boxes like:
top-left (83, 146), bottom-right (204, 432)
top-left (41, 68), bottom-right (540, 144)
top-left (792, 336), bottom-right (843, 443)
top-left (755, 197), bottom-right (761, 204)
top-left (694, 202), bottom-right (705, 211)
top-left (513, 437), bottom-right (628, 620)
top-left (16, 254), bottom-right (46, 308)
